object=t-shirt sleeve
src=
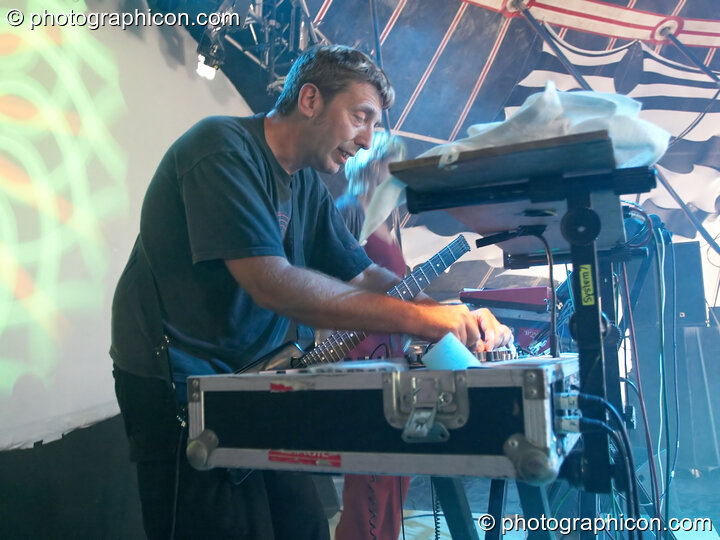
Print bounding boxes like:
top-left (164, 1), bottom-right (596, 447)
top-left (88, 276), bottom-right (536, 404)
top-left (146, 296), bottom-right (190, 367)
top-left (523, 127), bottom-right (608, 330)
top-left (306, 179), bottom-right (372, 281)
top-left (336, 200), bottom-right (363, 240)
top-left (181, 149), bottom-right (286, 264)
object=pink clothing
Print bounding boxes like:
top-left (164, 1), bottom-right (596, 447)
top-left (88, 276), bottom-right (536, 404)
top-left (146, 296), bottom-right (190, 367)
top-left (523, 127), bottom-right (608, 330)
top-left (334, 475), bottom-right (411, 540)
top-left (347, 231), bottom-right (406, 359)
top-left (335, 228), bottom-right (410, 540)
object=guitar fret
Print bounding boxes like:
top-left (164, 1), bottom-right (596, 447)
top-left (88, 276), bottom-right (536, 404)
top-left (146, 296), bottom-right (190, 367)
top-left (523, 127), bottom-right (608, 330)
top-left (343, 332), bottom-right (364, 354)
top-left (399, 281), bottom-right (412, 299)
top-left (322, 342), bottom-right (334, 363)
top-left (341, 333), bottom-right (354, 351)
top-left (334, 333), bottom-right (354, 361)
top-left (325, 334), bottom-right (340, 363)
top-left (314, 343), bottom-right (330, 364)
top-left (437, 247), bottom-right (450, 268)
top-left (332, 335), bottom-right (348, 359)
top-left (389, 284), bottom-right (401, 299)
top-left (310, 347), bottom-right (325, 364)
top-left (333, 335), bottom-right (348, 362)
top-left (347, 331), bottom-right (365, 350)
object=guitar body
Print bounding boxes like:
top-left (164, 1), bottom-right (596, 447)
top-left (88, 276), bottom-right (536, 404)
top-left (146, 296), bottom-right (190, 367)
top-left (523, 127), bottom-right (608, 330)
top-left (237, 341), bottom-right (304, 374)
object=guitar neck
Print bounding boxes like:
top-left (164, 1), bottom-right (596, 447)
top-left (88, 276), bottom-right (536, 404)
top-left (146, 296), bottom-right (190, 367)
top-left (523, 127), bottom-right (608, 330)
top-left (299, 235), bottom-right (470, 367)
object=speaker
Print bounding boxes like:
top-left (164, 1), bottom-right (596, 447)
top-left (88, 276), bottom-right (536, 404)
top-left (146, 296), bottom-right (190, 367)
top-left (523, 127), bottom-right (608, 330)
top-left (624, 240), bottom-right (719, 470)
top-left (626, 240), bottom-right (706, 329)
top-left (673, 242), bottom-right (708, 326)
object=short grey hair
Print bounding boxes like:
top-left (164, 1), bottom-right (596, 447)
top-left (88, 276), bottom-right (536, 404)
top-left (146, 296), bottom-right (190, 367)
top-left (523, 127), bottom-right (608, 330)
top-left (345, 131), bottom-right (406, 197)
top-left (274, 45), bottom-right (395, 116)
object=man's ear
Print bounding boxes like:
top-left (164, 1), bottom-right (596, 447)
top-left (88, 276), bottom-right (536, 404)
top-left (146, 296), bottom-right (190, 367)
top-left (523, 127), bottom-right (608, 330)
top-left (297, 83), bottom-right (323, 118)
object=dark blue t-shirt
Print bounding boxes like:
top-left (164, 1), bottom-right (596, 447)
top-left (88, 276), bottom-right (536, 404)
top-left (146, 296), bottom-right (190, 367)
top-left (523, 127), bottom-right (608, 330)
top-left (110, 114), bottom-right (371, 377)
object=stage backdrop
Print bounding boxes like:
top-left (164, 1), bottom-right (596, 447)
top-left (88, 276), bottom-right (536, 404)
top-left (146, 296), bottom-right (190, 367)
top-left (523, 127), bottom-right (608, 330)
top-left (223, 0), bottom-right (720, 305)
top-left (0, 0), bottom-right (251, 449)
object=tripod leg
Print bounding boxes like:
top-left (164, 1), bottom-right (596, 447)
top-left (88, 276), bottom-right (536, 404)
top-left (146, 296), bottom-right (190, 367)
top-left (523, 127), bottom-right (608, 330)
top-left (485, 479), bottom-right (507, 540)
top-left (516, 482), bottom-right (555, 540)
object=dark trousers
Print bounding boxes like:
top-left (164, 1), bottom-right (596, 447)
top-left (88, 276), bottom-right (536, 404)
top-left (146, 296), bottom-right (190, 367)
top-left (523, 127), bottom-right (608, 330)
top-left (113, 366), bottom-right (330, 540)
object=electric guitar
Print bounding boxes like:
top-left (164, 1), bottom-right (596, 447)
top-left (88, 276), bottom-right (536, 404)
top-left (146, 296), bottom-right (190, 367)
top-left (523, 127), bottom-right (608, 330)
top-left (239, 234), bottom-right (470, 373)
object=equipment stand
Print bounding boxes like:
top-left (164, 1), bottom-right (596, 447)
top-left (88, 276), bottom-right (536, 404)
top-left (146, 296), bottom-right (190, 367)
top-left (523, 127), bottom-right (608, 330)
top-left (561, 190), bottom-right (612, 492)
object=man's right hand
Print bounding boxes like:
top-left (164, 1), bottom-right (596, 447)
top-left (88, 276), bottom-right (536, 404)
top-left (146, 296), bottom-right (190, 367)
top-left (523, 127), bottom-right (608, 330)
top-left (413, 303), bottom-right (481, 349)
top-left (411, 303), bottom-right (513, 352)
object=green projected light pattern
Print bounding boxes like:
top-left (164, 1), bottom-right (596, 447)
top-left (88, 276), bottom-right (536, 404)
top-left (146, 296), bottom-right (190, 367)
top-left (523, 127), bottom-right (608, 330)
top-left (0, 0), bottom-right (127, 398)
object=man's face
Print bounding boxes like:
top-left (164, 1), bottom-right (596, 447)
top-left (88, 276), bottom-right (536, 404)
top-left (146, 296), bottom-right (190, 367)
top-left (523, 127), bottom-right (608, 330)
top-left (306, 81), bottom-right (383, 174)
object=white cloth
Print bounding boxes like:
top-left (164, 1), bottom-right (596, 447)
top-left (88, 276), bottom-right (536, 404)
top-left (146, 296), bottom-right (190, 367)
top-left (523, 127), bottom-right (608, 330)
top-left (361, 82), bottom-right (670, 242)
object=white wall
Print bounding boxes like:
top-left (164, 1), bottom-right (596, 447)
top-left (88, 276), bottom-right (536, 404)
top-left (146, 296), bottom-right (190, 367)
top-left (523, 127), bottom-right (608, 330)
top-left (0, 0), bottom-right (252, 449)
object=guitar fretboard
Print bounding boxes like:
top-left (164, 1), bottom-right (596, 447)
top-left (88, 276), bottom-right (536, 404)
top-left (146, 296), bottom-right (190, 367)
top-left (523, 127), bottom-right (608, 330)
top-left (299, 235), bottom-right (470, 367)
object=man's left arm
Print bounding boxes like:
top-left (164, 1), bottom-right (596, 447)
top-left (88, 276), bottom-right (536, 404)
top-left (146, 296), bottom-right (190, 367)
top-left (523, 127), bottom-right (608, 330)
top-left (349, 264), bottom-right (513, 351)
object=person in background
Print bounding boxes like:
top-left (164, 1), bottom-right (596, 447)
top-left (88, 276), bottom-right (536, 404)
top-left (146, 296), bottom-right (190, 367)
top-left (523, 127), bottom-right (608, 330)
top-left (335, 131), bottom-right (408, 360)
top-left (333, 132), bottom-right (411, 540)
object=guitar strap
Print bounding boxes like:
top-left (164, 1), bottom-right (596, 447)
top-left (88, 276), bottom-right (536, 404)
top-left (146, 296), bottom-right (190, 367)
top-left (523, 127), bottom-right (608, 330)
top-left (133, 237), bottom-right (173, 388)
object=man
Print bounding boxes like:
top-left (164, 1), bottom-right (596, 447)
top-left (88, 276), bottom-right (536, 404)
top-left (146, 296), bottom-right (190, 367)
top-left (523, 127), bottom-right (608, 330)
top-left (111, 45), bottom-right (511, 539)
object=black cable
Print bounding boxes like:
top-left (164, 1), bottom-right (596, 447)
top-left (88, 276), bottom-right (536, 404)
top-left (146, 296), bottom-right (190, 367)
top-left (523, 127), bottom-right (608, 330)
top-left (622, 202), bottom-right (654, 248)
top-left (164, 339), bottom-right (187, 540)
top-left (580, 417), bottom-right (639, 540)
top-left (170, 419), bottom-right (187, 540)
top-left (398, 476), bottom-right (407, 540)
top-left (532, 232), bottom-right (559, 357)
top-left (369, 342), bottom-right (390, 359)
top-left (619, 376), bottom-right (640, 401)
top-left (580, 395), bottom-right (649, 539)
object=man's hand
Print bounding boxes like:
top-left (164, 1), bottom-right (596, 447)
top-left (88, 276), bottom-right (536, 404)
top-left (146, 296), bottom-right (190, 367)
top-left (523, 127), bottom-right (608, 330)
top-left (415, 304), bottom-right (513, 352)
top-left (471, 308), bottom-right (513, 352)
